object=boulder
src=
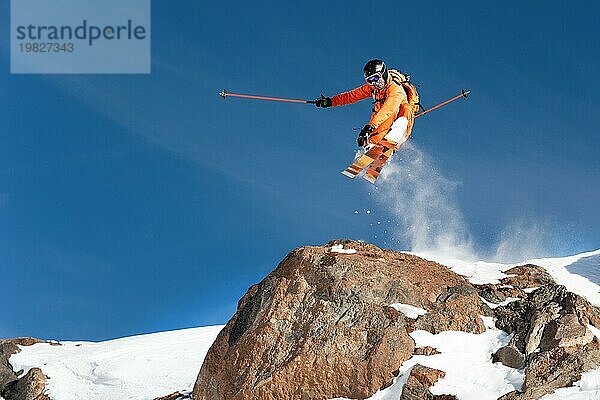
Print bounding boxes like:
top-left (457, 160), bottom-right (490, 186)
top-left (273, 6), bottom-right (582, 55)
top-left (0, 341), bottom-right (20, 393)
top-left (400, 364), bottom-right (454, 400)
top-left (522, 339), bottom-right (600, 399)
top-left (193, 240), bottom-right (487, 400)
top-left (492, 345), bottom-right (525, 369)
top-left (1, 368), bottom-right (49, 400)
top-left (414, 284), bottom-right (486, 334)
top-left (475, 264), bottom-right (555, 308)
top-left (502, 265), bottom-right (555, 289)
top-left (495, 285), bottom-right (599, 355)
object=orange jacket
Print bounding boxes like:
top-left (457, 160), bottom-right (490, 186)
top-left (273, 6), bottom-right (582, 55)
top-left (331, 76), bottom-right (413, 140)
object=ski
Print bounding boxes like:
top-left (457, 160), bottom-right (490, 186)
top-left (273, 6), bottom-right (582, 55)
top-left (363, 147), bottom-right (394, 183)
top-left (341, 144), bottom-right (385, 178)
top-left (341, 137), bottom-right (398, 179)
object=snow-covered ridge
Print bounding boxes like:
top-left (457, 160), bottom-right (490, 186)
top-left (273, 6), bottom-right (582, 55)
top-left (527, 250), bottom-right (600, 307)
top-left (416, 249), bottom-right (600, 306)
top-left (9, 326), bottom-right (223, 400)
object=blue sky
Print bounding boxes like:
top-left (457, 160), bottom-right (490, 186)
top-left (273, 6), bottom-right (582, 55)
top-left (1, 1), bottom-right (599, 340)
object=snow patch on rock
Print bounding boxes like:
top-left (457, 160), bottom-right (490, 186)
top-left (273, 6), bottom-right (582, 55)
top-left (330, 244), bottom-right (357, 254)
top-left (389, 303), bottom-right (427, 319)
top-left (480, 296), bottom-right (521, 310)
top-left (413, 254), bottom-right (510, 285)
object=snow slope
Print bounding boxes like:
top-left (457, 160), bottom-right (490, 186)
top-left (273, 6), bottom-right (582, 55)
top-left (9, 326), bottom-right (223, 400)
top-left (8, 250), bottom-right (600, 400)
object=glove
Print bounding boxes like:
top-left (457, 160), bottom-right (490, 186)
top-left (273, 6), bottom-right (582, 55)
top-left (315, 95), bottom-right (332, 108)
top-left (357, 124), bottom-right (374, 147)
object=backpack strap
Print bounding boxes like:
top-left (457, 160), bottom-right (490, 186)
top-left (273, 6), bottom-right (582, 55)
top-left (389, 69), bottom-right (423, 113)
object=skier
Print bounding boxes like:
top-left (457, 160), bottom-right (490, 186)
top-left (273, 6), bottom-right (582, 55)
top-left (314, 59), bottom-right (416, 151)
top-left (219, 61), bottom-right (469, 183)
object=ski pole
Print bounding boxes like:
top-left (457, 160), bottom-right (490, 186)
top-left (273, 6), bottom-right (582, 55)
top-left (415, 90), bottom-right (470, 119)
top-left (219, 90), bottom-right (316, 104)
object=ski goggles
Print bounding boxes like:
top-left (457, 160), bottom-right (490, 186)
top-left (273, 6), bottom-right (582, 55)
top-left (365, 73), bottom-right (383, 84)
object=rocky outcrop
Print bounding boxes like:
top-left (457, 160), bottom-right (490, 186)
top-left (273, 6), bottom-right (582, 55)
top-left (193, 240), bottom-right (600, 400)
top-left (501, 265), bottom-right (555, 289)
top-left (0, 338), bottom-right (48, 400)
top-left (494, 285), bottom-right (600, 357)
top-left (193, 240), bottom-right (486, 400)
top-left (493, 284), bottom-right (600, 399)
top-left (192, 240), bottom-right (600, 400)
top-left (1, 368), bottom-right (49, 400)
top-left (414, 284), bottom-right (487, 334)
top-left (414, 346), bottom-right (441, 356)
top-left (475, 264), bottom-right (554, 305)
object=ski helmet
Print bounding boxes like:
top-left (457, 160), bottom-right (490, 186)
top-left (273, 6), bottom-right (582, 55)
top-left (364, 59), bottom-right (388, 90)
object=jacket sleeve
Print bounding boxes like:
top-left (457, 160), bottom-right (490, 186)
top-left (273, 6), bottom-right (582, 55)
top-left (369, 83), bottom-right (408, 129)
top-left (331, 84), bottom-right (372, 107)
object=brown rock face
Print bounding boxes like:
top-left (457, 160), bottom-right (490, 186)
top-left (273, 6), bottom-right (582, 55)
top-left (1, 368), bottom-right (49, 400)
top-left (193, 240), bottom-right (486, 400)
top-left (400, 364), bottom-right (454, 400)
top-left (414, 284), bottom-right (486, 334)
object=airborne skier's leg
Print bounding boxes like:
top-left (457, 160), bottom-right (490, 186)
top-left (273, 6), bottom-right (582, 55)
top-left (341, 116), bottom-right (398, 178)
top-left (363, 116), bottom-right (414, 183)
top-left (383, 116), bottom-right (409, 145)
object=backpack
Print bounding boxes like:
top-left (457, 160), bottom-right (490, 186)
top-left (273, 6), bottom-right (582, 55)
top-left (388, 69), bottom-right (421, 113)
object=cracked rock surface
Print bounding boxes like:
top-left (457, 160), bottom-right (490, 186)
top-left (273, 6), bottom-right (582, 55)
top-left (193, 240), bottom-right (487, 400)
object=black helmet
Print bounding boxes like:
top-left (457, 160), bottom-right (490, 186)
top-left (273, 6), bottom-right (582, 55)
top-left (363, 59), bottom-right (388, 89)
